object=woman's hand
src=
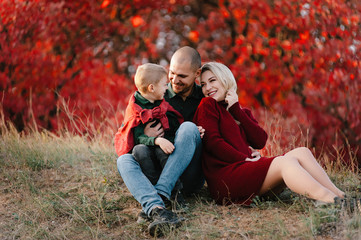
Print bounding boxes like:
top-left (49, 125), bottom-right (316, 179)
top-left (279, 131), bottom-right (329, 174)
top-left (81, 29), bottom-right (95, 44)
top-left (225, 90), bottom-right (238, 108)
top-left (245, 146), bottom-right (261, 162)
top-left (245, 155), bottom-right (261, 162)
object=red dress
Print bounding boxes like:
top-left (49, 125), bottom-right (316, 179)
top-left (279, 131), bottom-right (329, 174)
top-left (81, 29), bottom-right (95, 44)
top-left (193, 97), bottom-right (276, 205)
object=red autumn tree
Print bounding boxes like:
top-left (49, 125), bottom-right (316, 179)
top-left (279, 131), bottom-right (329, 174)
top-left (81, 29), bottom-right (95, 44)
top-left (1, 0), bottom-right (360, 164)
top-left (167, 0), bottom-right (361, 164)
top-left (0, 0), bottom-right (181, 134)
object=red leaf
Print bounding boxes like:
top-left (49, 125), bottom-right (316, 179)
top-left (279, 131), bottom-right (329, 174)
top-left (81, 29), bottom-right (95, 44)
top-left (101, 0), bottom-right (110, 8)
top-left (131, 15), bottom-right (144, 27)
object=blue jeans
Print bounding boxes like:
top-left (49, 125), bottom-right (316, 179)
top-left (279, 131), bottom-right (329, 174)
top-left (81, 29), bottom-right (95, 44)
top-left (117, 121), bottom-right (203, 216)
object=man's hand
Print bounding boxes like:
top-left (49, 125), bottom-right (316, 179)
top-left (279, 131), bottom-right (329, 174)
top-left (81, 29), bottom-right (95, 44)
top-left (197, 126), bottom-right (205, 139)
top-left (144, 120), bottom-right (164, 137)
top-left (155, 137), bottom-right (175, 154)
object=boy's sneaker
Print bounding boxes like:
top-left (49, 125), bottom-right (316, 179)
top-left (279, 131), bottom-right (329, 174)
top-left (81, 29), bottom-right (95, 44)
top-left (136, 210), bottom-right (151, 224)
top-left (148, 207), bottom-right (186, 237)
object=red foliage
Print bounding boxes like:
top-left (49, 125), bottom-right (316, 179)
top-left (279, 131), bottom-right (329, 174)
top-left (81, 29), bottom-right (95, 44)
top-left (0, 0), bottom-right (174, 133)
top-left (1, 0), bottom-right (360, 164)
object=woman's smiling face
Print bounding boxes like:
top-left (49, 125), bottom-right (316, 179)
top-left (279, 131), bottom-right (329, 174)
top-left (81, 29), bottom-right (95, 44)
top-left (200, 70), bottom-right (227, 102)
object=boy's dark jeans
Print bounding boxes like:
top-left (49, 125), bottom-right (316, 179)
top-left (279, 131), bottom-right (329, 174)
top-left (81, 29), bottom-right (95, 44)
top-left (132, 144), bottom-right (183, 191)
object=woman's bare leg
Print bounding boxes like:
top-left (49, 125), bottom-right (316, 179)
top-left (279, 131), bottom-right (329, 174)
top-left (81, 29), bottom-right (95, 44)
top-left (284, 147), bottom-right (345, 198)
top-left (259, 156), bottom-right (338, 203)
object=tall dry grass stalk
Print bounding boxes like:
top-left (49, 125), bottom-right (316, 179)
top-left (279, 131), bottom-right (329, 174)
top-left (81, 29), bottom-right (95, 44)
top-left (54, 95), bottom-right (124, 145)
top-left (258, 108), bottom-right (360, 174)
top-left (257, 109), bottom-right (312, 157)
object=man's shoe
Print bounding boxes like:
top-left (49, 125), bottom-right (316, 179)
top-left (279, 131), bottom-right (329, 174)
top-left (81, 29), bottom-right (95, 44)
top-left (148, 207), bottom-right (186, 237)
top-left (171, 190), bottom-right (189, 213)
top-left (158, 190), bottom-right (189, 213)
top-left (158, 193), bottom-right (172, 209)
top-left (136, 210), bottom-right (151, 224)
top-left (315, 197), bottom-right (361, 214)
top-left (335, 196), bottom-right (361, 214)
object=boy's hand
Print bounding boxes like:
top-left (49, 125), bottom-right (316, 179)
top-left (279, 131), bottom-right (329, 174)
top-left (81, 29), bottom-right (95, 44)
top-left (197, 126), bottom-right (205, 139)
top-left (155, 137), bottom-right (175, 154)
top-left (144, 120), bottom-right (164, 137)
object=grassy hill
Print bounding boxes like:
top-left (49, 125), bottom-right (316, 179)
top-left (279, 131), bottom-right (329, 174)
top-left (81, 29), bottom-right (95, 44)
top-left (0, 118), bottom-right (360, 239)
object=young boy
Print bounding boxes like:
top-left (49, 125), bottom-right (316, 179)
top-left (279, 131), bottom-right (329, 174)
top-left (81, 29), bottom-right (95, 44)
top-left (115, 63), bottom-right (184, 197)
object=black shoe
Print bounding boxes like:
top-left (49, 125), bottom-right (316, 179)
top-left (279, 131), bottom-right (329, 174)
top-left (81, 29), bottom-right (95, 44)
top-left (335, 197), bottom-right (361, 214)
top-left (136, 210), bottom-right (151, 224)
top-left (316, 197), bottom-right (361, 214)
top-left (158, 193), bottom-right (172, 209)
top-left (171, 190), bottom-right (188, 213)
top-left (148, 207), bottom-right (186, 237)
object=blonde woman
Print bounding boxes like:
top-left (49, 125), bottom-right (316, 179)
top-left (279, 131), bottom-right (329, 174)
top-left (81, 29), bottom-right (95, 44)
top-left (193, 62), bottom-right (349, 208)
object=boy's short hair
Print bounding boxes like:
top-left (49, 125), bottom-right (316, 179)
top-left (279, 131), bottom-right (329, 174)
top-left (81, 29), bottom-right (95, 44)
top-left (134, 63), bottom-right (168, 93)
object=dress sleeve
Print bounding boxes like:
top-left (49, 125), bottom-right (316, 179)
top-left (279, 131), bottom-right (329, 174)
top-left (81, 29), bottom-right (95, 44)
top-left (228, 103), bottom-right (268, 149)
top-left (194, 98), bottom-right (248, 163)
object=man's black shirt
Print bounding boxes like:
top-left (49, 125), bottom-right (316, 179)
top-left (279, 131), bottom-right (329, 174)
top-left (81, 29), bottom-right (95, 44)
top-left (164, 83), bottom-right (204, 122)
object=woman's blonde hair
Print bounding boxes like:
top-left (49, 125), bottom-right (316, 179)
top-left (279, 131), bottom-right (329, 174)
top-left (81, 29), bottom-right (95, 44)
top-left (134, 63), bottom-right (167, 93)
top-left (201, 62), bottom-right (237, 92)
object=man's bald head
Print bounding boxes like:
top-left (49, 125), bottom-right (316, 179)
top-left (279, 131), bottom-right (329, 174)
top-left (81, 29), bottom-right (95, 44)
top-left (168, 46), bottom-right (202, 98)
top-left (172, 46), bottom-right (201, 71)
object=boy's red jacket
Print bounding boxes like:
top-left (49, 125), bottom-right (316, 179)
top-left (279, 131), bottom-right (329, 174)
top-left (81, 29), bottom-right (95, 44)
top-left (114, 94), bottom-right (184, 156)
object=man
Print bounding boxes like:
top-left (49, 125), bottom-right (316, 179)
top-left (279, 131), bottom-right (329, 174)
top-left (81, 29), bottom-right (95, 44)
top-left (116, 46), bottom-right (204, 237)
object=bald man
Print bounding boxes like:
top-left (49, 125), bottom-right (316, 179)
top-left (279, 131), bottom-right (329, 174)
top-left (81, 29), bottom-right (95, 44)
top-left (116, 46), bottom-right (204, 237)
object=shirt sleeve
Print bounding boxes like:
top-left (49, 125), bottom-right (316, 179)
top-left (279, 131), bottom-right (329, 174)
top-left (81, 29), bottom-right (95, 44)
top-left (194, 98), bottom-right (248, 163)
top-left (228, 102), bottom-right (268, 149)
top-left (133, 124), bottom-right (156, 146)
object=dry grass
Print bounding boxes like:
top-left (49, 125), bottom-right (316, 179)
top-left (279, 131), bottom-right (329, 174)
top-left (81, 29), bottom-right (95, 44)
top-left (0, 110), bottom-right (360, 239)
